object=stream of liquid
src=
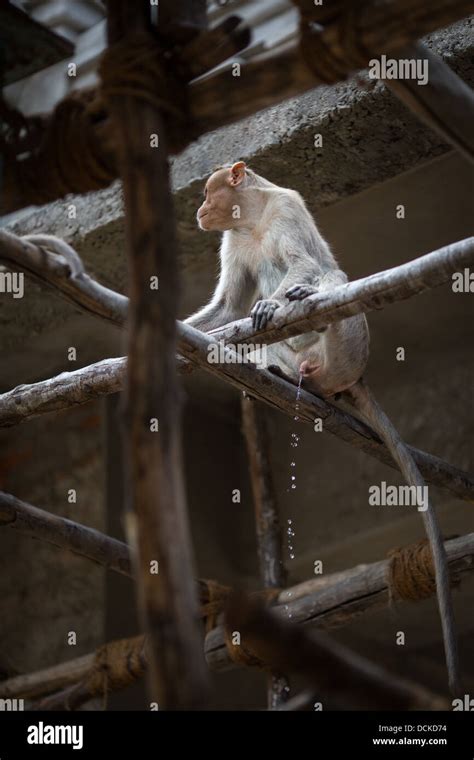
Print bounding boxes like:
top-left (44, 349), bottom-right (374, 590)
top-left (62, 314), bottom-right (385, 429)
top-left (283, 374), bottom-right (303, 623)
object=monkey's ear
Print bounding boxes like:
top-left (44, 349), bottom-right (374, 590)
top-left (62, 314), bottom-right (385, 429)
top-left (229, 161), bottom-right (246, 186)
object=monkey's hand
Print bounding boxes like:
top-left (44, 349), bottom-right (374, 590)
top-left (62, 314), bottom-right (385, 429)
top-left (285, 282), bottom-right (319, 301)
top-left (250, 299), bottom-right (280, 330)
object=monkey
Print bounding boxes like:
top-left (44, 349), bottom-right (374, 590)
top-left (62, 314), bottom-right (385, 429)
top-left (186, 161), bottom-right (461, 695)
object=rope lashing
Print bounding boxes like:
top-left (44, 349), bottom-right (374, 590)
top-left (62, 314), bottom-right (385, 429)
top-left (3, 33), bottom-right (195, 210)
top-left (387, 539), bottom-right (458, 602)
top-left (3, 89), bottom-right (116, 209)
top-left (98, 32), bottom-right (195, 153)
top-left (223, 587), bottom-right (281, 670)
top-left (223, 623), bottom-right (269, 669)
top-left (200, 578), bottom-right (281, 630)
top-left (85, 635), bottom-right (147, 700)
top-left (200, 579), bottom-right (233, 633)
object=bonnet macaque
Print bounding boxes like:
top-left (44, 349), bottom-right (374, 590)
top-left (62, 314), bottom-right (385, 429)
top-left (186, 161), bottom-right (460, 694)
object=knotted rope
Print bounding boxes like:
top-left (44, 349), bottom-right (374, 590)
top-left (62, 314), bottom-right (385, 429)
top-left (85, 635), bottom-right (147, 708)
top-left (98, 32), bottom-right (195, 153)
top-left (86, 635), bottom-right (146, 695)
top-left (3, 32), bottom-right (194, 210)
top-left (387, 539), bottom-right (457, 602)
top-left (3, 89), bottom-right (116, 209)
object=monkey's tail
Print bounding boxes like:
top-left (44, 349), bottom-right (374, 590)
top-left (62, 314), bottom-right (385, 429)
top-left (23, 234), bottom-right (85, 277)
top-left (344, 377), bottom-right (461, 697)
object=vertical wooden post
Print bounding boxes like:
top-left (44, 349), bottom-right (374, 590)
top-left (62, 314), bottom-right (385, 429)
top-left (104, 0), bottom-right (210, 709)
top-left (241, 394), bottom-right (289, 708)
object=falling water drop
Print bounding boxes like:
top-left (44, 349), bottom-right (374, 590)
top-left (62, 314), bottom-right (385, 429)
top-left (285, 375), bottom-right (303, 624)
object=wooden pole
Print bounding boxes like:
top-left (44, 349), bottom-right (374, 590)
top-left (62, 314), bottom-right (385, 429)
top-left (1, 230), bottom-right (472, 349)
top-left (0, 353), bottom-right (472, 502)
top-left (210, 237), bottom-right (474, 345)
top-left (2, 533), bottom-right (472, 703)
top-left (241, 395), bottom-right (289, 708)
top-left (383, 42), bottom-right (474, 164)
top-left (224, 593), bottom-right (448, 710)
top-left (206, 533), bottom-right (474, 673)
top-left (3, 0), bottom-right (474, 212)
top-left (0, 491), bottom-right (131, 576)
top-left (103, 0), bottom-right (209, 708)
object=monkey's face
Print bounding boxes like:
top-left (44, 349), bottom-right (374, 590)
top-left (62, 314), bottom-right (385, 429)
top-left (196, 163), bottom-right (246, 231)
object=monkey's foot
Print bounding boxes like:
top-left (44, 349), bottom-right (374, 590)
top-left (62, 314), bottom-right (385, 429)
top-left (250, 299), bottom-right (280, 330)
top-left (285, 282), bottom-right (319, 301)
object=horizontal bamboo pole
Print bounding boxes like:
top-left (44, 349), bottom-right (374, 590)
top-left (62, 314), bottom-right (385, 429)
top-left (2, 533), bottom-right (471, 703)
top-left (0, 230), bottom-right (128, 325)
top-left (205, 533), bottom-right (474, 672)
top-left (0, 653), bottom-right (96, 701)
top-left (210, 237), bottom-right (474, 345)
top-left (224, 592), bottom-right (448, 710)
top-left (0, 490), bottom-right (132, 576)
top-left (2, 231), bottom-right (472, 349)
top-left (0, 347), bottom-right (472, 502)
top-left (0, 232), bottom-right (472, 498)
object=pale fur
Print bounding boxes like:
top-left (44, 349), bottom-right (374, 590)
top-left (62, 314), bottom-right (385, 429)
top-left (186, 166), bottom-right (368, 396)
top-left (186, 163), bottom-right (460, 694)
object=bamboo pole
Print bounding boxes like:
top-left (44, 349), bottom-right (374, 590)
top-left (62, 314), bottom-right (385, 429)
top-left (210, 237), bottom-right (474, 345)
top-left (383, 42), bottom-right (474, 164)
top-left (1, 230), bottom-right (472, 349)
top-left (224, 593), bottom-right (448, 710)
top-left (3, 533), bottom-right (472, 702)
top-left (241, 395), bottom-right (289, 708)
top-left (205, 533), bottom-right (474, 673)
top-left (0, 491), bottom-right (132, 576)
top-left (0, 349), bottom-right (472, 502)
top-left (2, 0), bottom-right (473, 212)
top-left (103, 0), bottom-right (209, 709)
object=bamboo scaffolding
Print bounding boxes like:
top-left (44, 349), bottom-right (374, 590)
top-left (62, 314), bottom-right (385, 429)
top-left (1, 230), bottom-right (472, 348)
top-left (1, 0), bottom-right (472, 712)
top-left (2, 533), bottom-right (471, 704)
top-left (294, 4), bottom-right (474, 161)
top-left (210, 237), bottom-right (474, 344)
top-left (0, 491), bottom-right (132, 576)
top-left (34, 595), bottom-right (449, 710)
top-left (382, 42), bottom-right (474, 164)
top-left (241, 396), bottom-right (289, 708)
top-left (205, 533), bottom-right (474, 673)
top-left (3, 0), bottom-right (473, 212)
top-left (102, 0), bottom-right (209, 710)
top-left (0, 231), bottom-right (472, 500)
top-left (224, 593), bottom-right (448, 710)
top-left (0, 348), bottom-right (472, 502)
